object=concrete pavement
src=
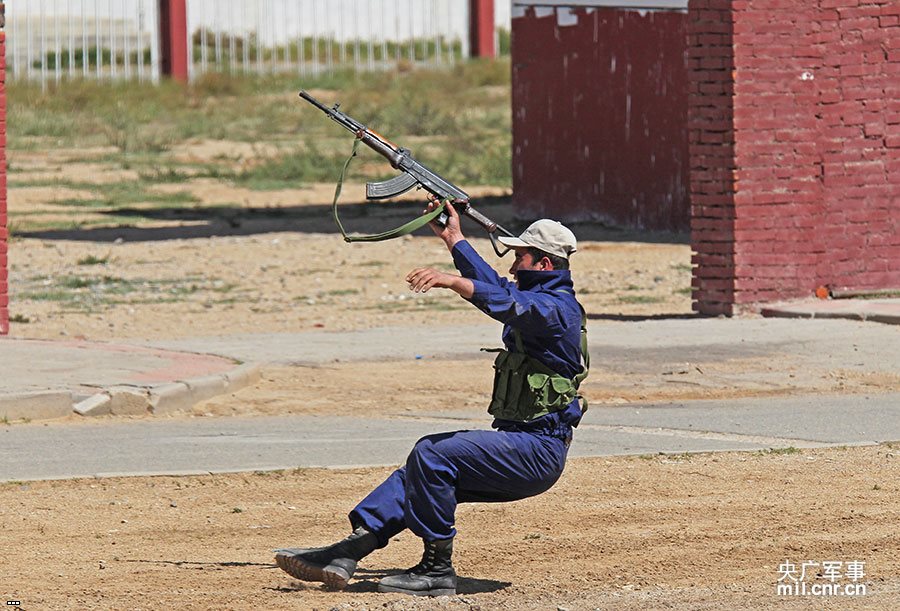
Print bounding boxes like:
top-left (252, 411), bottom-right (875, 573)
top-left (763, 297), bottom-right (900, 324)
top-left (2, 307), bottom-right (899, 422)
top-left (2, 393), bottom-right (898, 482)
top-left (0, 338), bottom-right (261, 421)
top-left (1, 298), bottom-right (899, 481)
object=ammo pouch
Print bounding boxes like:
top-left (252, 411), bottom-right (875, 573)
top-left (485, 307), bottom-right (589, 423)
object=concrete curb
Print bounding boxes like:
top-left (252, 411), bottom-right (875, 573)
top-left (761, 300), bottom-right (900, 325)
top-left (74, 393), bottom-right (112, 416)
top-left (146, 364), bottom-right (261, 415)
top-left (149, 382), bottom-right (193, 415)
top-left (762, 307), bottom-right (900, 325)
top-left (108, 386), bottom-right (154, 416)
top-left (869, 313), bottom-right (900, 325)
top-left (138, 362), bottom-right (265, 417)
top-left (0, 391), bottom-right (73, 422)
top-left (2, 362), bottom-right (264, 422)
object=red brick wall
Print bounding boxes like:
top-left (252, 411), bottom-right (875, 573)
top-left (512, 6), bottom-right (690, 231)
top-left (0, 3), bottom-right (7, 335)
top-left (688, 0), bottom-right (735, 314)
top-left (689, 0), bottom-right (900, 315)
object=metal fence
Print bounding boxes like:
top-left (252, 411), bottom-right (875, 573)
top-left (189, 0), bottom-right (470, 79)
top-left (5, 0), bottom-right (487, 87)
top-left (6, 0), bottom-right (160, 85)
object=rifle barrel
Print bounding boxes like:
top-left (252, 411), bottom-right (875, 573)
top-left (299, 90), bottom-right (361, 133)
top-left (298, 90), bottom-right (332, 114)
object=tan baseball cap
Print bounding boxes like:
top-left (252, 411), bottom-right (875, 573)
top-left (497, 219), bottom-right (578, 259)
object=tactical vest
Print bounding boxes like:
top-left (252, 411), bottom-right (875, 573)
top-left (485, 306), bottom-right (589, 423)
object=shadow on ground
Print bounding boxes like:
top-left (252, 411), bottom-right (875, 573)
top-left (124, 559), bottom-right (274, 569)
top-left (265, 568), bottom-right (509, 595)
top-left (16, 195), bottom-right (689, 246)
top-left (588, 313), bottom-right (703, 322)
top-left (346, 572), bottom-right (509, 595)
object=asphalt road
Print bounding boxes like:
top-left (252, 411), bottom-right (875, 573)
top-left (3, 393), bottom-right (899, 482)
top-left (3, 317), bottom-right (898, 482)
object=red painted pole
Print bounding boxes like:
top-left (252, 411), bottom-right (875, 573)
top-left (469, 0), bottom-right (495, 58)
top-left (159, 0), bottom-right (189, 82)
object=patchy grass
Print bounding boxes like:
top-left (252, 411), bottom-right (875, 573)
top-left (756, 446), bottom-right (803, 456)
top-left (8, 61), bottom-right (513, 199)
top-left (662, 452), bottom-right (696, 462)
top-left (368, 296), bottom-right (467, 313)
top-left (9, 61), bottom-right (511, 145)
top-left (16, 275), bottom-right (249, 312)
top-left (77, 254), bottom-right (111, 266)
top-left (137, 165), bottom-right (234, 183)
top-left (617, 294), bottom-right (666, 305)
top-left (321, 289), bottom-right (360, 297)
top-left (233, 143), bottom-right (353, 190)
top-left (9, 178), bottom-right (203, 233)
top-left (20, 289), bottom-right (81, 304)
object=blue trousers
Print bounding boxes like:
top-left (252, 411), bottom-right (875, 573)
top-left (349, 428), bottom-right (569, 546)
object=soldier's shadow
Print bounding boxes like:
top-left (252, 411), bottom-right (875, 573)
top-left (273, 568), bottom-right (509, 594)
top-left (351, 569), bottom-right (509, 594)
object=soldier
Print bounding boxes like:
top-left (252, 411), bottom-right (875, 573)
top-left (275, 200), bottom-right (588, 597)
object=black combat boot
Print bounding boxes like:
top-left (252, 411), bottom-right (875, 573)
top-left (377, 537), bottom-right (457, 597)
top-left (274, 525), bottom-right (378, 590)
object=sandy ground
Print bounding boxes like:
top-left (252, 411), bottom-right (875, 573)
top-left (8, 143), bottom-right (693, 340)
top-left (7, 204), bottom-right (693, 341)
top-left (3, 446), bottom-right (898, 610)
top-left (5, 147), bottom-right (900, 609)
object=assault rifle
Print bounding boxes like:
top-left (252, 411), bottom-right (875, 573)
top-left (299, 90), bottom-right (515, 256)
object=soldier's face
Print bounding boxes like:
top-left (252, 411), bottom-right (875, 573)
top-left (509, 247), bottom-right (546, 282)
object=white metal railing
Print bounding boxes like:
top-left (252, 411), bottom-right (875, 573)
top-left (5, 0), bottom-right (511, 87)
top-left (6, 0), bottom-right (161, 86)
top-left (188, 0), bottom-right (470, 80)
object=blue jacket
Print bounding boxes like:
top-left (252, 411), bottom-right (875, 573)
top-left (451, 240), bottom-right (586, 437)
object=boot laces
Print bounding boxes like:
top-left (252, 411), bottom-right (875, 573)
top-left (406, 543), bottom-right (437, 574)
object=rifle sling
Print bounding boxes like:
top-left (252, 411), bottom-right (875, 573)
top-left (332, 138), bottom-right (446, 243)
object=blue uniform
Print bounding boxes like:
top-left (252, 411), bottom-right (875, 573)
top-left (350, 240), bottom-right (585, 546)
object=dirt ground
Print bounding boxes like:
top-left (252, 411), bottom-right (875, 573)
top-left (3, 446), bottom-right (898, 610)
top-left (5, 145), bottom-right (900, 609)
